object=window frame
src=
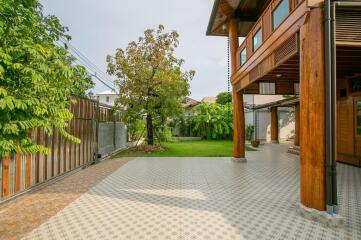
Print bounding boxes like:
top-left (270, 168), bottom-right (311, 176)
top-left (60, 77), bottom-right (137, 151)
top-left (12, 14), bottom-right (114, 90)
top-left (240, 48), bottom-right (247, 66)
top-left (252, 27), bottom-right (263, 52)
top-left (272, 0), bottom-right (290, 31)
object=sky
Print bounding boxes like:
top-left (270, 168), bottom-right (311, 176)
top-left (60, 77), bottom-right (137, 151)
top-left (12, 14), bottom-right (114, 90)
top-left (40, 0), bottom-right (229, 101)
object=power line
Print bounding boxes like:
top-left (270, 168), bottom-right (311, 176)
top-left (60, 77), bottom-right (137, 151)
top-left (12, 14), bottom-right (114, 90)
top-left (92, 73), bottom-right (116, 91)
top-left (55, 41), bottom-right (116, 91)
top-left (60, 38), bottom-right (115, 85)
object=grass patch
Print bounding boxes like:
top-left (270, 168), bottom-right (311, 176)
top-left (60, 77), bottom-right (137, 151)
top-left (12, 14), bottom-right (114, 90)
top-left (112, 140), bottom-right (255, 158)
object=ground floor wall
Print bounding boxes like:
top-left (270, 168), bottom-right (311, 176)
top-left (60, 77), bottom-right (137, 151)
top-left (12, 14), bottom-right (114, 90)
top-left (245, 107), bottom-right (295, 142)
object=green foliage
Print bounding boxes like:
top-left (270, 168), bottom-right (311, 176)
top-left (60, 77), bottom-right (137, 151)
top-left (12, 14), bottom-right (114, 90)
top-left (107, 25), bottom-right (194, 144)
top-left (127, 119), bottom-right (146, 142)
top-left (156, 126), bottom-right (175, 142)
top-left (245, 124), bottom-right (254, 141)
top-left (0, 0), bottom-right (94, 155)
top-left (191, 102), bottom-right (233, 140)
top-left (216, 92), bottom-right (232, 105)
top-left (170, 114), bottom-right (197, 137)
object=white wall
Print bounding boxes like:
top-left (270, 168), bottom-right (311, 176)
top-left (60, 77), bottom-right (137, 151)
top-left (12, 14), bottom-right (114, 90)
top-left (265, 107), bottom-right (295, 143)
top-left (96, 94), bottom-right (117, 106)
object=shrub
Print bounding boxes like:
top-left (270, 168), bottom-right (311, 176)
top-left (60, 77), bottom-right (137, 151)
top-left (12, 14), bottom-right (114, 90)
top-left (245, 125), bottom-right (254, 141)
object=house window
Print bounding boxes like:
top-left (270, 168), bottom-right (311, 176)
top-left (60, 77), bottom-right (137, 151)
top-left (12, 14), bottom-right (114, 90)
top-left (106, 96), bottom-right (110, 102)
top-left (272, 0), bottom-right (289, 30)
top-left (253, 28), bottom-right (262, 51)
top-left (259, 82), bottom-right (275, 94)
top-left (240, 48), bottom-right (247, 66)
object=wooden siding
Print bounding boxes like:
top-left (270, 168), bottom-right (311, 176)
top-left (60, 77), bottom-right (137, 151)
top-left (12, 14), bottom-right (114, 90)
top-left (234, 0), bottom-right (305, 74)
top-left (232, 0), bottom-right (308, 91)
top-left (337, 77), bottom-right (361, 167)
top-left (337, 98), bottom-right (356, 165)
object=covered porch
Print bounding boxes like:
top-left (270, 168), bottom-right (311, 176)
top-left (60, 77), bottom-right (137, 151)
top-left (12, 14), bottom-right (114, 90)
top-left (227, 4), bottom-right (361, 213)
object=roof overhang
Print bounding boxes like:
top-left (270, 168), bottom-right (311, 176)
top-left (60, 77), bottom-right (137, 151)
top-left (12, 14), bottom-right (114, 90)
top-left (206, 0), bottom-right (271, 37)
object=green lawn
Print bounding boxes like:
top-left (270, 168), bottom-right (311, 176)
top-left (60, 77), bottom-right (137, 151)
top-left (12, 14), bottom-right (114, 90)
top-left (112, 140), bottom-right (255, 158)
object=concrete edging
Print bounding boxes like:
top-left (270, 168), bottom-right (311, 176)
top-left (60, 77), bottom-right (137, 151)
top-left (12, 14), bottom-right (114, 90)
top-left (296, 203), bottom-right (346, 228)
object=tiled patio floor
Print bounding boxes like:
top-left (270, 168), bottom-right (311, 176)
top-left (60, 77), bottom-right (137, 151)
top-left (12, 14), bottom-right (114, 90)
top-left (0, 157), bottom-right (132, 240)
top-left (2, 144), bottom-right (361, 240)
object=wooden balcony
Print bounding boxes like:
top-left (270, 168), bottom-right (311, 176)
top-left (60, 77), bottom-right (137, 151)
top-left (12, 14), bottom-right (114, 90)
top-left (231, 0), bottom-right (308, 93)
top-left (231, 0), bottom-right (361, 94)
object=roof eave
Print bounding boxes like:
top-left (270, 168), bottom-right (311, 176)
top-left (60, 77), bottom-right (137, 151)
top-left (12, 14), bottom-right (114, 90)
top-left (206, 0), bottom-right (221, 36)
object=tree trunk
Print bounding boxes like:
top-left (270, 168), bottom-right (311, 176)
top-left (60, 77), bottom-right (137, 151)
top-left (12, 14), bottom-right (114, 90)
top-left (146, 114), bottom-right (154, 145)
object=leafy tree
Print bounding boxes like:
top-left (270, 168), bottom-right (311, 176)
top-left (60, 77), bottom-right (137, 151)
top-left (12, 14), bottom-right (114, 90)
top-left (0, 0), bottom-right (94, 155)
top-left (107, 25), bottom-right (194, 145)
top-left (216, 92), bottom-right (232, 105)
top-left (191, 102), bottom-right (233, 139)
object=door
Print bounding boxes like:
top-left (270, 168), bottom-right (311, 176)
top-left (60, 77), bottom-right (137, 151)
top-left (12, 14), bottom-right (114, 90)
top-left (355, 97), bottom-right (361, 165)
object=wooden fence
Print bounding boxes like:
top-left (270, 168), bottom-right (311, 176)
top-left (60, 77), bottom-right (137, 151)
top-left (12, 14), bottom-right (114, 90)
top-left (0, 97), bottom-right (118, 201)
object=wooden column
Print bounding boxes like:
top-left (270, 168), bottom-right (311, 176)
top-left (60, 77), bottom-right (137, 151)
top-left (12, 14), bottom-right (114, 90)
top-left (299, 8), bottom-right (326, 211)
top-left (229, 19), bottom-right (245, 160)
top-left (294, 103), bottom-right (300, 146)
top-left (270, 107), bottom-right (279, 143)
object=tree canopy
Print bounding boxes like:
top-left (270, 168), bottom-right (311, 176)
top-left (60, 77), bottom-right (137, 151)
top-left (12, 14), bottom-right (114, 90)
top-left (0, 0), bottom-right (94, 155)
top-left (107, 25), bottom-right (194, 145)
top-left (192, 102), bottom-right (233, 140)
top-left (216, 92), bottom-right (232, 105)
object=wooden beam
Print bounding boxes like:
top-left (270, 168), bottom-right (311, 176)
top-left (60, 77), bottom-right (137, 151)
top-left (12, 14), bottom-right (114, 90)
top-left (270, 107), bottom-right (279, 143)
top-left (233, 90), bottom-right (246, 159)
top-left (294, 103), bottom-right (300, 146)
top-left (229, 19), bottom-right (239, 74)
top-left (299, 8), bottom-right (326, 211)
top-left (230, 19), bottom-right (246, 160)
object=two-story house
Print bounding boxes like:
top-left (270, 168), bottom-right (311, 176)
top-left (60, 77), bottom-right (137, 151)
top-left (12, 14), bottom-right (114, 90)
top-left (207, 0), bottom-right (361, 218)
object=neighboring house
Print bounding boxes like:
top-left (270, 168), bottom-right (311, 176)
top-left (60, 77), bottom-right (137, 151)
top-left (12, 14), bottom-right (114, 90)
top-left (95, 90), bottom-right (118, 106)
top-left (183, 97), bottom-right (201, 111)
top-left (201, 96), bottom-right (217, 104)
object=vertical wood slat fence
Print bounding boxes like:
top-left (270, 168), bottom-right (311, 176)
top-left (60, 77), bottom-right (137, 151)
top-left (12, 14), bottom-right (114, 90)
top-left (0, 97), bottom-right (116, 202)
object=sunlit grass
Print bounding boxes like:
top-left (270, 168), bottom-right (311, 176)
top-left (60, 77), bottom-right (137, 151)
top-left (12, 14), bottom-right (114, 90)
top-left (112, 140), bottom-right (255, 158)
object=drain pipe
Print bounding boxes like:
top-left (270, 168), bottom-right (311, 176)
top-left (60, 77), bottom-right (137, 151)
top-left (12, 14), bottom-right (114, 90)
top-left (330, 0), bottom-right (338, 214)
top-left (324, 0), bottom-right (334, 215)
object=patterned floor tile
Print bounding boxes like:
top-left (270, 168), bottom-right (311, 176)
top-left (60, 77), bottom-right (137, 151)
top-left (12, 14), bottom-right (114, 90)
top-left (0, 157), bottom-right (132, 240)
top-left (21, 144), bottom-right (361, 240)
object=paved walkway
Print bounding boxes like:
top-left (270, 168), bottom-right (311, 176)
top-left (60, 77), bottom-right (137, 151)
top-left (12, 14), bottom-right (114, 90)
top-left (1, 144), bottom-right (360, 239)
